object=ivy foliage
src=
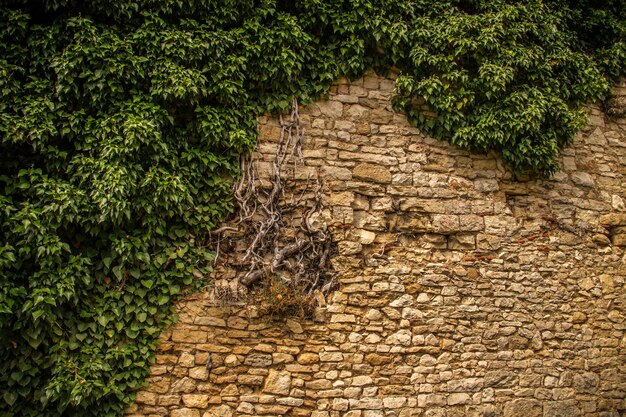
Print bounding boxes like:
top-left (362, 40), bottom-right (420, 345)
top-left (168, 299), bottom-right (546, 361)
top-left (0, 0), bottom-right (623, 416)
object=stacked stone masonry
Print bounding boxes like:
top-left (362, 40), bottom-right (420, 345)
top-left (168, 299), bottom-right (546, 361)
top-left (126, 72), bottom-right (626, 417)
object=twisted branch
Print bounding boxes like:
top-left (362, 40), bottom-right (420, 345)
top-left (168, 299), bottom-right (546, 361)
top-left (210, 98), bottom-right (336, 297)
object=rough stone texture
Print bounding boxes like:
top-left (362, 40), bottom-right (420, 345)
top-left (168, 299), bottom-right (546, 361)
top-left (126, 73), bottom-right (626, 417)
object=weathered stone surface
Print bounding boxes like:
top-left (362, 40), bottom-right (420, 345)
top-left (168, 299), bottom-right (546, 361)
top-left (171, 409), bottom-right (200, 417)
top-left (297, 353), bottom-right (319, 364)
top-left (128, 74), bottom-right (626, 417)
top-left (353, 163), bottom-right (392, 184)
top-left (570, 172), bottom-right (595, 187)
top-left (202, 405), bottom-right (233, 417)
top-left (503, 398), bottom-right (542, 417)
top-left (262, 370), bottom-right (291, 395)
top-left (543, 401), bottom-right (581, 417)
top-left (365, 353), bottom-right (392, 365)
top-left (182, 394), bottom-right (209, 408)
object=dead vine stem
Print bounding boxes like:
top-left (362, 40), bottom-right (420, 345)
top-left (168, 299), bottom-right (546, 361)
top-left (210, 98), bottom-right (336, 301)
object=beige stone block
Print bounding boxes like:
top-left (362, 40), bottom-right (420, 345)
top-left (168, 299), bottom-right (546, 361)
top-left (365, 353), bottom-right (392, 365)
top-left (432, 214), bottom-right (460, 233)
top-left (134, 391), bottom-right (157, 405)
top-left (599, 212), bottom-right (626, 225)
top-left (189, 366), bottom-right (209, 380)
top-left (237, 374), bottom-right (264, 385)
top-left (319, 351), bottom-right (343, 362)
top-left (369, 108), bottom-right (394, 124)
top-left (172, 409), bottom-right (201, 417)
top-left (263, 369), bottom-right (292, 395)
top-left (353, 163), bottom-right (392, 184)
top-left (171, 329), bottom-right (207, 344)
top-left (317, 100), bottom-right (343, 118)
top-left (612, 233), bottom-right (626, 246)
top-left (297, 353), bottom-right (319, 364)
top-left (182, 394), bottom-right (210, 408)
top-left (272, 352), bottom-right (295, 364)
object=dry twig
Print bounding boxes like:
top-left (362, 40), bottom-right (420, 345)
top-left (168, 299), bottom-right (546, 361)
top-left (209, 98), bottom-right (336, 307)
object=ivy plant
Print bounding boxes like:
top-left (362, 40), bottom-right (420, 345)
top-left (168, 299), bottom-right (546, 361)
top-left (0, 0), bottom-right (623, 416)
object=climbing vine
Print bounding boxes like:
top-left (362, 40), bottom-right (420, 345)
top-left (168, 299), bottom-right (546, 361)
top-left (0, 0), bottom-right (623, 416)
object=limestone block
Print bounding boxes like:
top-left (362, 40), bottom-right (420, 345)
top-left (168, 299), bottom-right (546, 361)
top-left (447, 393), bottom-right (470, 406)
top-left (542, 401), bottom-right (581, 417)
top-left (263, 370), bottom-right (292, 395)
top-left (189, 366), bottom-right (209, 381)
top-left (503, 398), bottom-right (542, 417)
top-left (297, 353), bottom-right (319, 364)
top-left (353, 163), bottom-right (392, 184)
top-left (317, 100), bottom-right (343, 118)
top-left (171, 329), bottom-right (207, 344)
top-left (172, 409), bottom-right (200, 417)
top-left (244, 353), bottom-right (272, 367)
top-left (571, 172), bottom-right (595, 187)
top-left (135, 391), bottom-right (157, 405)
top-left (182, 394), bottom-right (209, 408)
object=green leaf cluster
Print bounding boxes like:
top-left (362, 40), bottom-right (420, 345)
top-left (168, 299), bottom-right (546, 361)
top-left (0, 0), bottom-right (623, 415)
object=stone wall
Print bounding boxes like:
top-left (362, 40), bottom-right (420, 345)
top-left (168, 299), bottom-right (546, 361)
top-left (126, 73), bottom-right (626, 417)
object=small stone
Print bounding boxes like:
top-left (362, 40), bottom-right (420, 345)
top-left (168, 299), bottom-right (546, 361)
top-left (613, 233), bottom-right (626, 246)
top-left (263, 370), bottom-right (292, 395)
top-left (383, 397), bottom-right (407, 408)
top-left (591, 234), bottom-right (611, 246)
top-left (203, 405), bottom-right (233, 417)
top-left (358, 229), bottom-right (376, 244)
top-left (447, 378), bottom-right (483, 392)
top-left (542, 400), bottom-right (581, 417)
top-left (307, 379), bottom-right (333, 390)
top-left (244, 354), bottom-right (272, 367)
top-left (286, 319), bottom-right (304, 334)
top-left (172, 409), bottom-right (200, 417)
top-left (171, 377), bottom-right (197, 393)
top-left (571, 172), bottom-right (595, 187)
top-left (317, 100), bottom-right (343, 118)
top-left (571, 312), bottom-right (587, 323)
top-left (386, 329), bottom-right (412, 346)
top-left (178, 352), bottom-right (195, 367)
top-left (236, 402), bottom-right (255, 414)
top-left (467, 268), bottom-right (479, 279)
top-left (365, 353), bottom-right (392, 365)
top-left (612, 194), bottom-right (625, 211)
top-left (172, 330), bottom-right (207, 344)
top-left (447, 393), bottom-right (470, 406)
top-left (237, 374), bottom-right (264, 385)
top-left (401, 307), bottom-right (423, 320)
top-left (578, 277), bottom-right (594, 291)
top-left (365, 309), bottom-right (383, 321)
top-left (474, 179), bottom-right (499, 192)
top-left (223, 354), bottom-right (239, 366)
top-left (319, 351), bottom-right (343, 362)
top-left (352, 375), bottom-right (373, 386)
top-left (182, 394), bottom-right (209, 408)
top-left (572, 372), bottom-right (599, 393)
top-left (298, 353), bottom-right (320, 364)
top-left (390, 294), bottom-right (413, 307)
top-left (353, 163), bottom-right (392, 184)
top-left (503, 398), bottom-right (542, 417)
top-left (339, 241), bottom-right (362, 255)
top-left (272, 353), bottom-right (294, 364)
top-left (220, 384), bottom-right (239, 396)
top-left (135, 391), bottom-right (157, 405)
top-left (189, 366), bottom-right (209, 380)
top-left (332, 398), bottom-right (350, 411)
top-left (331, 314), bottom-right (357, 323)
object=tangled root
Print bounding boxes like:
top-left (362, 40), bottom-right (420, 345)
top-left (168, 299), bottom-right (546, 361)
top-left (210, 99), bottom-right (336, 316)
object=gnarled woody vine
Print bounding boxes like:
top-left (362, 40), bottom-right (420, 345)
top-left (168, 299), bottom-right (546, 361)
top-left (210, 99), bottom-right (336, 313)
